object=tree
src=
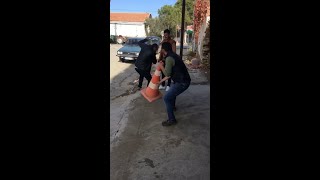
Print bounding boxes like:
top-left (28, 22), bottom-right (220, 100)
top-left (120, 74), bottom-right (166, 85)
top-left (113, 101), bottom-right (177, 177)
top-left (173, 0), bottom-right (195, 25)
top-left (157, 5), bottom-right (179, 35)
top-left (146, 0), bottom-right (195, 38)
top-left (145, 18), bottom-right (162, 37)
top-left (193, 0), bottom-right (209, 43)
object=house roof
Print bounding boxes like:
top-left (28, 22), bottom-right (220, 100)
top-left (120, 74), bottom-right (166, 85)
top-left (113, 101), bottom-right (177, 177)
top-left (110, 12), bottom-right (151, 22)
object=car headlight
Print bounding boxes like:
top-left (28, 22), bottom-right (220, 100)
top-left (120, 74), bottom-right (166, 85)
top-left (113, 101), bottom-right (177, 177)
top-left (135, 52), bottom-right (139, 56)
top-left (117, 51), bottom-right (123, 54)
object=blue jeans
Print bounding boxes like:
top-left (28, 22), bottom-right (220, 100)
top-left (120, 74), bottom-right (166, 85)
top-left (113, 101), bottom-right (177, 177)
top-left (163, 82), bottom-right (190, 121)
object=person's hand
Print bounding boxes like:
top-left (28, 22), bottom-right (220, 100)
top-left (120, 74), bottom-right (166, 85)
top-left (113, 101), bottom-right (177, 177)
top-left (157, 62), bottom-right (163, 68)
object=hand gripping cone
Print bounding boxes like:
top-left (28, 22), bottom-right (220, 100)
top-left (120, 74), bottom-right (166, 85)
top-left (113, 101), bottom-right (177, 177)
top-left (140, 63), bottom-right (163, 102)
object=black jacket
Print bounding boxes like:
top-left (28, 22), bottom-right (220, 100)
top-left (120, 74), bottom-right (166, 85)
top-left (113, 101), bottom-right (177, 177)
top-left (135, 39), bottom-right (157, 71)
top-left (166, 51), bottom-right (191, 83)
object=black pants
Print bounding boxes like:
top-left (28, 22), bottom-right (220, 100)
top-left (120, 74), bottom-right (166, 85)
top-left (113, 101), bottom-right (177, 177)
top-left (135, 68), bottom-right (152, 88)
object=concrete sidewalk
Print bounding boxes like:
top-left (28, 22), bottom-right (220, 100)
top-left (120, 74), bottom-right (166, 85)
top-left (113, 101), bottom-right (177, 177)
top-left (110, 66), bottom-right (210, 179)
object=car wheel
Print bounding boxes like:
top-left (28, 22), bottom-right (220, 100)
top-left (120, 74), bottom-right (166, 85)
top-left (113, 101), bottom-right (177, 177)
top-left (119, 57), bottom-right (125, 63)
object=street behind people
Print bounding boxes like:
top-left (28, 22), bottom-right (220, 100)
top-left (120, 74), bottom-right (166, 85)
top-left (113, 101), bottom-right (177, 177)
top-left (157, 42), bottom-right (191, 126)
top-left (135, 38), bottom-right (158, 90)
top-left (159, 29), bottom-right (176, 92)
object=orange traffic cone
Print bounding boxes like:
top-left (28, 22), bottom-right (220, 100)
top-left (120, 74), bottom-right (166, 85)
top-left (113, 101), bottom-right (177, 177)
top-left (140, 63), bottom-right (163, 102)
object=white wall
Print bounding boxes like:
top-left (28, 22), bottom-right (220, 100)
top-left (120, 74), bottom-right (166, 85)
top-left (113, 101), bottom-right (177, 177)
top-left (110, 24), bottom-right (116, 35)
top-left (110, 21), bottom-right (146, 37)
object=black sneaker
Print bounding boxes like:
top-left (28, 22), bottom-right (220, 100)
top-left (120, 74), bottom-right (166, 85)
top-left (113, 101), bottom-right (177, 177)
top-left (162, 120), bottom-right (177, 126)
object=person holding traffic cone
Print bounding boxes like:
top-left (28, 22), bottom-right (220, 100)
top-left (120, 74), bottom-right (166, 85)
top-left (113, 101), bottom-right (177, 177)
top-left (156, 42), bottom-right (191, 126)
top-left (158, 29), bottom-right (176, 91)
top-left (140, 62), bottom-right (164, 102)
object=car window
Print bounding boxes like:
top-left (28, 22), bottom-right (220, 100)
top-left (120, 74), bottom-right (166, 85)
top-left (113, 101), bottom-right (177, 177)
top-left (126, 39), bottom-right (144, 45)
top-left (150, 39), bottom-right (160, 45)
top-left (146, 37), bottom-right (160, 45)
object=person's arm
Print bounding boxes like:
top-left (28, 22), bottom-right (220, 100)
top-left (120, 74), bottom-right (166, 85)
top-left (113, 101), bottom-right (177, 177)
top-left (138, 38), bottom-right (148, 48)
top-left (158, 42), bottom-right (164, 61)
top-left (159, 76), bottom-right (170, 84)
top-left (152, 54), bottom-right (157, 64)
top-left (172, 40), bottom-right (176, 53)
top-left (157, 57), bottom-right (175, 84)
top-left (159, 53), bottom-right (163, 62)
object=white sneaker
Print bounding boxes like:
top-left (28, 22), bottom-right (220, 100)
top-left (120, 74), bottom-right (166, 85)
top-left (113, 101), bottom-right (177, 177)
top-left (165, 86), bottom-right (170, 91)
top-left (159, 85), bottom-right (166, 90)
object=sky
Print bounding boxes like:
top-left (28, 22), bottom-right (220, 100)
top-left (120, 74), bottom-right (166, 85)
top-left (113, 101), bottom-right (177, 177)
top-left (110, 0), bottom-right (177, 17)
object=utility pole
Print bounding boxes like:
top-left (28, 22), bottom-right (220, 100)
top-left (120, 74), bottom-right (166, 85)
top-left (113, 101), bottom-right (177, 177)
top-left (176, 25), bottom-right (178, 40)
top-left (180, 0), bottom-right (186, 57)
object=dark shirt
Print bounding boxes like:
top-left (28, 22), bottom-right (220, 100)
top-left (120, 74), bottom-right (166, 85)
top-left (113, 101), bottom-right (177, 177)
top-left (166, 51), bottom-right (191, 83)
top-left (135, 38), bottom-right (157, 71)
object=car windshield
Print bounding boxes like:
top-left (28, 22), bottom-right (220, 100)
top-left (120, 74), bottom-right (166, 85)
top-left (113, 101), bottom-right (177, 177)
top-left (142, 36), bottom-right (160, 45)
top-left (149, 38), bottom-right (160, 45)
top-left (125, 39), bottom-right (144, 45)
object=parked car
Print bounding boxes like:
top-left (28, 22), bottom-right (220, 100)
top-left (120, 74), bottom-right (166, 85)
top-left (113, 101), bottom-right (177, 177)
top-left (116, 36), bottom-right (161, 62)
top-left (116, 37), bottom-right (145, 62)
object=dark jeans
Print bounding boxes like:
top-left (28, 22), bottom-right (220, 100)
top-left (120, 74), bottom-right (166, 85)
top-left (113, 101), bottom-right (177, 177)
top-left (135, 68), bottom-right (152, 88)
top-left (163, 82), bottom-right (190, 121)
top-left (161, 71), bottom-right (171, 87)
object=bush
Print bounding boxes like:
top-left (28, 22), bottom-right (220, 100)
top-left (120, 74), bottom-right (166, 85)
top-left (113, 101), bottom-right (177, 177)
top-left (187, 51), bottom-right (196, 58)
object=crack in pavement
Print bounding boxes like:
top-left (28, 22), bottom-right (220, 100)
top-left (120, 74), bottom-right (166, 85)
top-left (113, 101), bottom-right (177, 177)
top-left (110, 71), bottom-right (139, 101)
top-left (110, 92), bottom-right (141, 151)
top-left (111, 84), bottom-right (139, 101)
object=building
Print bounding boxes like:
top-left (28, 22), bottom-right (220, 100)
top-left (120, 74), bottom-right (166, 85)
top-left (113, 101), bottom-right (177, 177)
top-left (174, 25), bottom-right (193, 45)
top-left (110, 12), bottom-right (151, 38)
